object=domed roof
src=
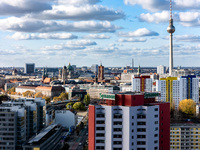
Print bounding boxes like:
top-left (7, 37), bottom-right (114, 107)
top-left (67, 63), bottom-right (74, 71)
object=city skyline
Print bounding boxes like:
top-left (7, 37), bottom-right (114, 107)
top-left (0, 0), bottom-right (200, 67)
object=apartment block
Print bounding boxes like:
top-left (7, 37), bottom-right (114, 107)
top-left (170, 124), bottom-right (200, 150)
top-left (156, 75), bottom-right (199, 109)
top-left (89, 92), bottom-right (170, 150)
top-left (132, 75), bottom-right (152, 92)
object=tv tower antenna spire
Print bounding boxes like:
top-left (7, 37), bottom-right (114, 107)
top-left (167, 0), bottom-right (175, 76)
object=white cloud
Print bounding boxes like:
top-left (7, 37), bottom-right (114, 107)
top-left (139, 11), bottom-right (200, 27)
top-left (139, 11), bottom-right (170, 23)
top-left (28, 5), bottom-right (125, 21)
top-left (0, 0), bottom-right (52, 16)
top-left (174, 35), bottom-right (200, 42)
top-left (83, 34), bottom-right (111, 39)
top-left (57, 0), bottom-right (100, 5)
top-left (0, 17), bottom-right (121, 33)
top-left (124, 0), bottom-right (200, 12)
top-left (118, 28), bottom-right (159, 37)
top-left (118, 38), bottom-right (147, 42)
top-left (7, 32), bottom-right (78, 40)
top-left (41, 40), bottom-right (97, 51)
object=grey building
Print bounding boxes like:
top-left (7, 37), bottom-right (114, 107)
top-left (24, 63), bottom-right (35, 74)
top-left (0, 105), bottom-right (26, 150)
top-left (0, 98), bottom-right (46, 150)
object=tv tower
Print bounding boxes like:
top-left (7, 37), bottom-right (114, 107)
top-left (167, 0), bottom-right (175, 76)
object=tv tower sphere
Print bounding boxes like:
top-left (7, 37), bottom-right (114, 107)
top-left (167, 19), bottom-right (175, 33)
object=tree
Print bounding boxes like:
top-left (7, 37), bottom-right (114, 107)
top-left (22, 91), bottom-right (34, 97)
top-left (66, 102), bottom-right (74, 109)
top-left (59, 92), bottom-right (68, 100)
top-left (83, 94), bottom-right (90, 106)
top-left (42, 96), bottom-right (51, 104)
top-left (7, 87), bottom-right (15, 94)
top-left (179, 99), bottom-right (196, 115)
top-left (72, 102), bottom-right (85, 110)
top-left (53, 96), bottom-right (61, 102)
top-left (34, 92), bottom-right (43, 98)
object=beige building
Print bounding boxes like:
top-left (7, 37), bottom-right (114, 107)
top-left (35, 86), bottom-right (65, 98)
top-left (170, 124), bottom-right (200, 150)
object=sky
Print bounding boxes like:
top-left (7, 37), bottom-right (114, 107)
top-left (0, 0), bottom-right (200, 68)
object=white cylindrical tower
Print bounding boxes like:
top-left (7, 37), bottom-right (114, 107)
top-left (167, 0), bottom-right (175, 76)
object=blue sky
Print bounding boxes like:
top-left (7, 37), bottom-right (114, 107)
top-left (0, 0), bottom-right (200, 67)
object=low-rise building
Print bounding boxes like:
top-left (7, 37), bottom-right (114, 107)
top-left (23, 124), bottom-right (62, 150)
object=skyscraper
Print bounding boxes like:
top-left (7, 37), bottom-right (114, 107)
top-left (132, 75), bottom-right (152, 92)
top-left (167, 0), bottom-right (175, 76)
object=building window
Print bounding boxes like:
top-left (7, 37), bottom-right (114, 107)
top-left (96, 140), bottom-right (104, 143)
top-left (96, 127), bottom-right (105, 130)
top-left (114, 128), bottom-right (122, 132)
top-left (113, 134), bottom-right (122, 138)
top-left (113, 121), bottom-right (122, 125)
top-left (132, 129), bottom-right (134, 132)
top-left (155, 108), bottom-right (158, 111)
top-left (96, 146), bottom-right (104, 150)
top-left (132, 116), bottom-right (134, 119)
top-left (132, 122), bottom-right (134, 126)
top-left (96, 114), bottom-right (105, 118)
top-left (137, 135), bottom-right (146, 138)
top-left (154, 115), bottom-right (158, 118)
top-left (96, 133), bottom-right (104, 137)
top-left (137, 141), bottom-right (146, 145)
top-left (154, 140), bottom-right (158, 143)
top-left (114, 114), bottom-right (122, 119)
top-left (137, 128), bottom-right (146, 132)
top-left (113, 141), bottom-right (122, 145)
top-left (137, 122), bottom-right (146, 125)
top-left (137, 115), bottom-right (146, 119)
top-left (96, 120), bottom-right (105, 124)
top-left (154, 134), bottom-right (158, 137)
top-left (155, 121), bottom-right (158, 124)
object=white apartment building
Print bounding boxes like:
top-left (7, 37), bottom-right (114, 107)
top-left (132, 76), bottom-right (152, 92)
top-left (157, 65), bottom-right (166, 74)
top-left (156, 75), bottom-right (199, 109)
top-left (91, 105), bottom-right (160, 150)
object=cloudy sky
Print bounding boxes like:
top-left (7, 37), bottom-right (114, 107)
top-left (0, 0), bottom-right (200, 67)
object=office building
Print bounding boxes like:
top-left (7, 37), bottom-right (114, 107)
top-left (89, 92), bottom-right (170, 150)
top-left (24, 63), bottom-right (35, 74)
top-left (132, 75), bottom-right (152, 92)
top-left (157, 65), bottom-right (166, 74)
top-left (170, 124), bottom-right (200, 150)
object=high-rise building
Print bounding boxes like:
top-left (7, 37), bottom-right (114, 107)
top-left (98, 64), bottom-right (104, 80)
top-left (91, 64), bottom-right (98, 73)
top-left (24, 63), bottom-right (35, 74)
top-left (156, 77), bottom-right (178, 108)
top-left (157, 65), bottom-right (166, 74)
top-left (156, 75), bottom-right (199, 109)
top-left (179, 75), bottom-right (199, 103)
top-left (0, 105), bottom-right (26, 150)
top-left (170, 124), bottom-right (200, 150)
top-left (89, 92), bottom-right (170, 150)
top-left (0, 98), bottom-right (46, 149)
top-left (132, 75), bottom-right (152, 92)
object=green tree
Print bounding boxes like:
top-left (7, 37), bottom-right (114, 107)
top-left (179, 99), bottom-right (196, 115)
top-left (83, 94), bottom-right (90, 106)
top-left (66, 102), bottom-right (74, 109)
top-left (72, 102), bottom-right (85, 110)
